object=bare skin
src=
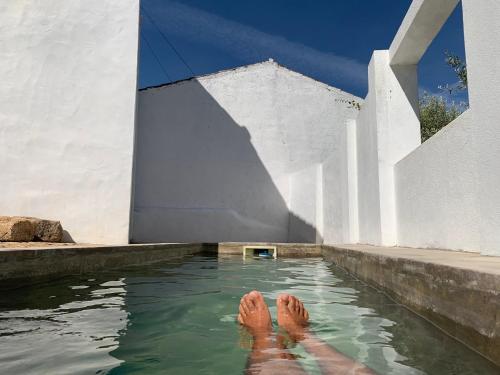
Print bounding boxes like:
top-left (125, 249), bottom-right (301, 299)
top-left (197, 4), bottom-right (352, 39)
top-left (238, 291), bottom-right (377, 375)
top-left (277, 293), bottom-right (376, 375)
top-left (238, 290), bottom-right (307, 374)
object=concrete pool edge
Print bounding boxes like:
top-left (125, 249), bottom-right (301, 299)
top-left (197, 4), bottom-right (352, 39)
top-left (321, 244), bottom-right (500, 367)
top-left (0, 243), bottom-right (217, 282)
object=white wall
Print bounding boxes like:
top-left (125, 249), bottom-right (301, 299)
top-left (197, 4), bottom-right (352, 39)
top-left (462, 0), bottom-right (500, 256)
top-left (133, 61), bottom-right (361, 243)
top-left (389, 0), bottom-right (460, 65)
top-left (0, 1), bottom-right (140, 244)
top-left (352, 0), bottom-right (500, 255)
top-left (132, 0), bottom-right (499, 253)
top-left (4, 0), bottom-right (498, 253)
top-left (355, 51), bottom-right (421, 246)
top-left (386, 0), bottom-right (500, 256)
top-left (287, 118), bottom-right (358, 245)
top-left (395, 111), bottom-right (480, 251)
top-left (288, 164), bottom-right (323, 243)
top-left (321, 118), bottom-right (359, 245)
top-left (356, 86), bottom-right (382, 245)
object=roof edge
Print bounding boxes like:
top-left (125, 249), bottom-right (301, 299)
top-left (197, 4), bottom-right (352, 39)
top-left (139, 58), bottom-right (362, 101)
top-left (139, 59), bottom-right (277, 92)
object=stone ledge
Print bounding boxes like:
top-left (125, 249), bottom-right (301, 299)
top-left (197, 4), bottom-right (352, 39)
top-left (0, 243), bottom-right (216, 283)
top-left (322, 244), bottom-right (500, 367)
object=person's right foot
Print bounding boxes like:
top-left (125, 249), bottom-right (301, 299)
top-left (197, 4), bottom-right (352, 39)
top-left (237, 290), bottom-right (273, 338)
top-left (277, 294), bottom-right (309, 341)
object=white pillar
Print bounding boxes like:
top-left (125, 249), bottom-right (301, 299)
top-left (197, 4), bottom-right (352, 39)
top-left (363, 51), bottom-right (421, 246)
top-left (357, 0), bottom-right (458, 247)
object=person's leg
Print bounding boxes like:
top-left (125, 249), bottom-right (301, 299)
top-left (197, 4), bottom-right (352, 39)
top-left (238, 290), bottom-right (307, 375)
top-left (277, 294), bottom-right (377, 375)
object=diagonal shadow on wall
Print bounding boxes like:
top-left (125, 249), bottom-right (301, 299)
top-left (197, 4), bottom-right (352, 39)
top-left (131, 80), bottom-right (320, 243)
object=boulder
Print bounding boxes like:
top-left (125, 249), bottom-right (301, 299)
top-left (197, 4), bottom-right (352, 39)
top-left (0, 216), bottom-right (63, 242)
top-left (0, 217), bottom-right (36, 242)
top-left (30, 218), bottom-right (63, 242)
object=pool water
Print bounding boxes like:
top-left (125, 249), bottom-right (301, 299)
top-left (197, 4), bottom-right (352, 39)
top-left (0, 255), bottom-right (497, 374)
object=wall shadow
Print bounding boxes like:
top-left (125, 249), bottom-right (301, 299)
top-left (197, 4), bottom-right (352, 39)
top-left (132, 80), bottom-right (318, 243)
top-left (391, 64), bottom-right (419, 117)
top-left (289, 212), bottom-right (319, 243)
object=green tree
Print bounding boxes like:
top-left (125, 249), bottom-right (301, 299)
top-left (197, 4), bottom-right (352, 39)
top-left (419, 94), bottom-right (465, 142)
top-left (438, 51), bottom-right (468, 94)
top-left (419, 52), bottom-right (468, 142)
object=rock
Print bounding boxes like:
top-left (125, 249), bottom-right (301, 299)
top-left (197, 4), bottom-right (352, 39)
top-left (31, 218), bottom-right (63, 242)
top-left (23, 217), bottom-right (63, 242)
top-left (0, 216), bottom-right (63, 242)
top-left (0, 217), bottom-right (36, 242)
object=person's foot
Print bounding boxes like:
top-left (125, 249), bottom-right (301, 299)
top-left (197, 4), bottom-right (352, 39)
top-left (277, 294), bottom-right (309, 341)
top-left (237, 290), bottom-right (273, 338)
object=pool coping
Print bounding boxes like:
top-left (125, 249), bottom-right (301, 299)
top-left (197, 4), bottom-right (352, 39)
top-left (0, 241), bottom-right (498, 367)
top-left (321, 245), bottom-right (500, 367)
top-left (0, 243), bottom-right (217, 283)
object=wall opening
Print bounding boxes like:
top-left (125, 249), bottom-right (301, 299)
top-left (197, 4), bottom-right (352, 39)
top-left (243, 246), bottom-right (277, 259)
top-left (418, 2), bottom-right (468, 143)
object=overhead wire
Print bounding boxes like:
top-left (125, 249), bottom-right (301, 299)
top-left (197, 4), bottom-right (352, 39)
top-left (141, 4), bottom-right (196, 77)
top-left (140, 30), bottom-right (172, 82)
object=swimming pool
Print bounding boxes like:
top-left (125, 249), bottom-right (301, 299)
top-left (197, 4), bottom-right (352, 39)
top-left (0, 255), bottom-right (497, 374)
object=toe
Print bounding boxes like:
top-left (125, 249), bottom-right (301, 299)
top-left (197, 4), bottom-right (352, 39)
top-left (289, 297), bottom-right (297, 312)
top-left (249, 290), bottom-right (267, 310)
top-left (278, 293), bottom-right (290, 303)
top-left (298, 301), bottom-right (304, 316)
top-left (276, 294), bottom-right (288, 313)
top-left (239, 301), bottom-right (248, 316)
top-left (249, 290), bottom-right (264, 303)
top-left (277, 294), bottom-right (288, 312)
top-left (237, 313), bottom-right (244, 325)
top-left (242, 296), bottom-right (254, 312)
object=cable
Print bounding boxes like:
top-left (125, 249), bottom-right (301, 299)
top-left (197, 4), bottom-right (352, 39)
top-left (140, 31), bottom-right (172, 82)
top-left (141, 4), bottom-right (196, 77)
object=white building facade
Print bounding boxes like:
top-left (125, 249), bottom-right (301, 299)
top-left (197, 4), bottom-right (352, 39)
top-left (132, 61), bottom-right (360, 244)
top-left (1, 0), bottom-right (500, 256)
top-left (0, 0), bottom-right (140, 244)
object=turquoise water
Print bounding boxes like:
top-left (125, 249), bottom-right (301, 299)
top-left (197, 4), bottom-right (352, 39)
top-left (0, 255), bottom-right (497, 374)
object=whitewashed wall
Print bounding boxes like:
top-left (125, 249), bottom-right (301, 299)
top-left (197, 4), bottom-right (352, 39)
top-left (287, 122), bottom-right (358, 245)
top-left (395, 111), bottom-right (480, 251)
top-left (356, 69), bottom-right (382, 246)
top-left (133, 61), bottom-right (360, 243)
top-left (3, 0), bottom-right (498, 253)
top-left (462, 0), bottom-right (500, 256)
top-left (321, 118), bottom-right (359, 245)
top-left (288, 164), bottom-right (323, 243)
top-left (355, 50), bottom-right (421, 246)
top-left (0, 1), bottom-right (140, 244)
top-left (372, 0), bottom-right (500, 256)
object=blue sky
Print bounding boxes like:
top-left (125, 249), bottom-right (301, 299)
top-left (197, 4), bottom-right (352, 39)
top-left (139, 0), bottom-right (467, 100)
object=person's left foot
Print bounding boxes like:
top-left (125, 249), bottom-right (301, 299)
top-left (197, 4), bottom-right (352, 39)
top-left (237, 290), bottom-right (273, 337)
top-left (277, 294), bottom-right (309, 341)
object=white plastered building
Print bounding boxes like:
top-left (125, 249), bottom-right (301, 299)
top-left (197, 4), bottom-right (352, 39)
top-left (1, 0), bottom-right (500, 256)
